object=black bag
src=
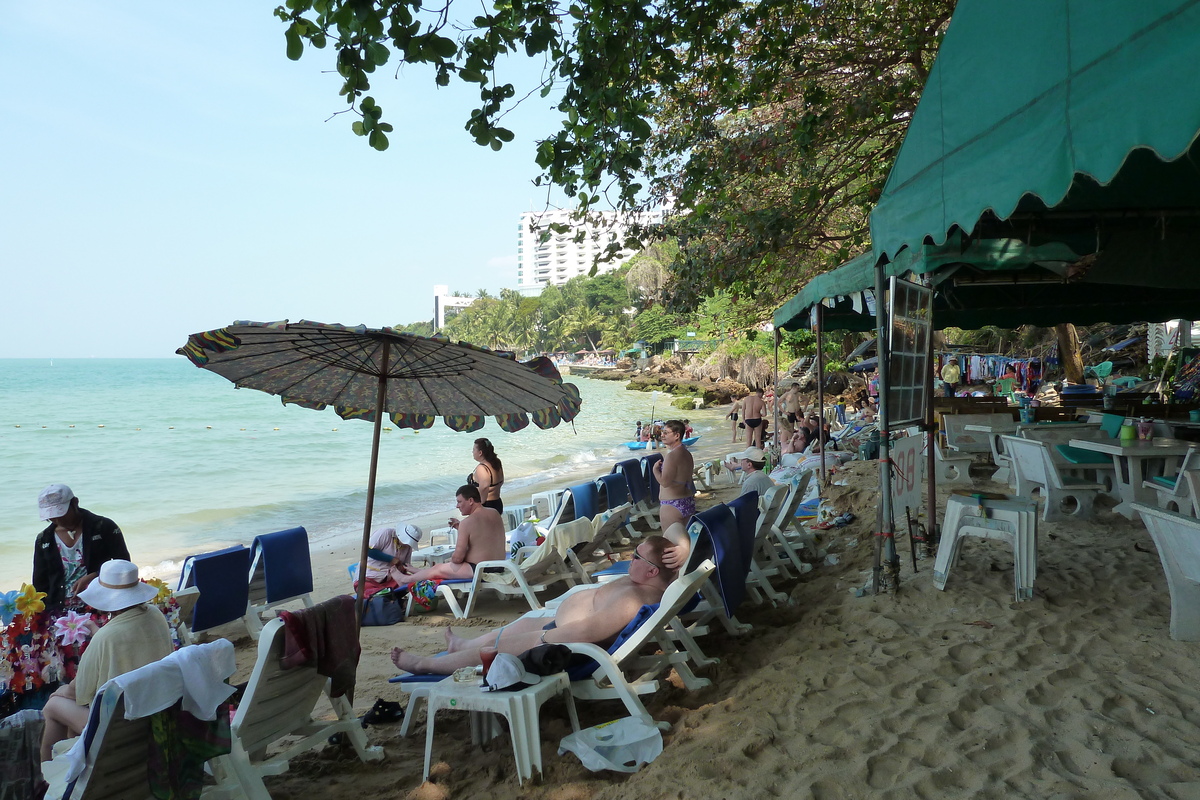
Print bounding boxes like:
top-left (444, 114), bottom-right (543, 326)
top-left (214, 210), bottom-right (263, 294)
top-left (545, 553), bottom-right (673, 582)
top-left (361, 589), bottom-right (406, 626)
top-left (519, 643), bottom-right (572, 676)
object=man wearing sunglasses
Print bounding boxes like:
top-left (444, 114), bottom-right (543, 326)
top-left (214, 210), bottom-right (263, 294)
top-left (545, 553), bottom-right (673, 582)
top-left (391, 529), bottom-right (690, 676)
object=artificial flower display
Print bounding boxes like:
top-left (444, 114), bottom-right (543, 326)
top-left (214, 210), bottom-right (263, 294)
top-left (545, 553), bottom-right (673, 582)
top-left (52, 609), bottom-right (94, 647)
top-left (14, 584), bottom-right (46, 617)
top-left (0, 590), bottom-right (17, 627)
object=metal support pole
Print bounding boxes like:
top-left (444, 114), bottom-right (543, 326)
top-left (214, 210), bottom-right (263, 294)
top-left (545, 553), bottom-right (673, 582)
top-left (873, 263), bottom-right (898, 593)
top-left (925, 312), bottom-right (939, 551)
top-left (356, 340), bottom-right (390, 628)
top-left (816, 305), bottom-right (826, 491)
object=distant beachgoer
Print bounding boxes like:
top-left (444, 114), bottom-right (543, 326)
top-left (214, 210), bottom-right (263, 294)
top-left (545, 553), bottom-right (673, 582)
top-left (783, 384), bottom-right (801, 425)
top-left (640, 425), bottom-right (652, 443)
top-left (782, 427), bottom-right (808, 455)
top-left (635, 420), bottom-right (643, 441)
top-left (391, 533), bottom-right (687, 675)
top-left (401, 485), bottom-right (506, 585)
top-left (742, 389), bottom-right (767, 449)
top-left (652, 421), bottom-right (696, 564)
top-left (727, 447), bottom-right (775, 498)
top-left (727, 398), bottom-right (744, 443)
top-left (33, 484), bottom-right (130, 609)
top-left (467, 437), bottom-right (505, 513)
top-left (683, 419), bottom-right (694, 437)
top-left (354, 524), bottom-right (422, 598)
top-left (941, 357), bottom-right (961, 398)
top-left (39, 559), bottom-right (173, 762)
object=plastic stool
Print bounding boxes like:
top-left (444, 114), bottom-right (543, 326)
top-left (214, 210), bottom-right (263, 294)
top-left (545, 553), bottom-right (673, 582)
top-left (423, 672), bottom-right (580, 784)
top-left (934, 494), bottom-right (1038, 601)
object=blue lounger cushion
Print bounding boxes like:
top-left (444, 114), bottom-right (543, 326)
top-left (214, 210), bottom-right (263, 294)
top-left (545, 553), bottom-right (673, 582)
top-left (182, 545), bottom-right (251, 632)
top-left (1056, 444), bottom-right (1111, 465)
top-left (251, 527), bottom-right (313, 603)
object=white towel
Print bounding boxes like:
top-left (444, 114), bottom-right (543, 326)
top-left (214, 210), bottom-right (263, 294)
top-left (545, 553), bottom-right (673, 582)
top-left (113, 639), bottom-right (237, 720)
top-left (61, 641), bottom-right (237, 787)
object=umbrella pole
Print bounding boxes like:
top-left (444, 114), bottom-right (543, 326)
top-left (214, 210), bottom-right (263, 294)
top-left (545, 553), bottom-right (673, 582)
top-left (356, 341), bottom-right (391, 627)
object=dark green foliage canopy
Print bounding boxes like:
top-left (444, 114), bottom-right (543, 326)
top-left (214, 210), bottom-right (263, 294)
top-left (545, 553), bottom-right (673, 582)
top-left (275, 0), bottom-right (954, 315)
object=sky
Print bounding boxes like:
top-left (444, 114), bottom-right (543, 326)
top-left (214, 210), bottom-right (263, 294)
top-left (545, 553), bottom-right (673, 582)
top-left (0, 3), bottom-right (569, 358)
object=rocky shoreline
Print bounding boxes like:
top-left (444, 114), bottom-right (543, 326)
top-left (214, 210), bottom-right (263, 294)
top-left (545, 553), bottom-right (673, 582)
top-left (583, 357), bottom-right (749, 408)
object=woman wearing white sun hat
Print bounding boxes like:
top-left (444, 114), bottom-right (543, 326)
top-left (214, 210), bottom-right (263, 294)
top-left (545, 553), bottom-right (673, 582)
top-left (39, 559), bottom-right (174, 762)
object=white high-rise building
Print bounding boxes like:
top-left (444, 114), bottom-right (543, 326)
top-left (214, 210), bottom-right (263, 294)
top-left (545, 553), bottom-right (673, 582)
top-left (515, 208), bottom-right (662, 294)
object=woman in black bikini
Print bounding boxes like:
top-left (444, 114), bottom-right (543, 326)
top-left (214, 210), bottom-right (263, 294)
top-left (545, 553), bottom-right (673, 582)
top-left (468, 437), bottom-right (505, 513)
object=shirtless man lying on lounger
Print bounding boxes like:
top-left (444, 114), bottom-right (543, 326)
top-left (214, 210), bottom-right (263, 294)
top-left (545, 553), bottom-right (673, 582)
top-left (390, 530), bottom-right (688, 674)
top-left (400, 485), bottom-right (506, 584)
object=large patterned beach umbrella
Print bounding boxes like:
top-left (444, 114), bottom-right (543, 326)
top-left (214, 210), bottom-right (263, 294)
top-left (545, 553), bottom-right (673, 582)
top-left (177, 319), bottom-right (582, 622)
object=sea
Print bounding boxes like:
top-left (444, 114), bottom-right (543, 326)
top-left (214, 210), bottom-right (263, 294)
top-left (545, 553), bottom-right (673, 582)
top-left (0, 359), bottom-right (712, 591)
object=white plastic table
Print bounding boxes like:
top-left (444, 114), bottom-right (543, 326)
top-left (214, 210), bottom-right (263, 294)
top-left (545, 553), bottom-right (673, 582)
top-left (1067, 438), bottom-right (1194, 519)
top-left (411, 544), bottom-right (457, 567)
top-left (423, 672), bottom-right (580, 784)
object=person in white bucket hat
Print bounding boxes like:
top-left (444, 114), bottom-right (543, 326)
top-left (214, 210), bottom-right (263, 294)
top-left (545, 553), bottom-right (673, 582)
top-left (39, 560), bottom-right (174, 762)
top-left (353, 524), bottom-right (424, 598)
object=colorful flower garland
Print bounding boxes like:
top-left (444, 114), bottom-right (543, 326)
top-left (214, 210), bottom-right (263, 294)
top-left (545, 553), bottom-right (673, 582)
top-left (1, 579), bottom-right (183, 713)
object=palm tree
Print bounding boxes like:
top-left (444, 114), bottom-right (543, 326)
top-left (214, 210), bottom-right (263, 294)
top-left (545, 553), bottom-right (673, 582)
top-left (566, 304), bottom-right (604, 352)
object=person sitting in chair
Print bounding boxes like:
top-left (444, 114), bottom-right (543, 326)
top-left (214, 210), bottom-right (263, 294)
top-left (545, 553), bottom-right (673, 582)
top-left (400, 486), bottom-right (506, 585)
top-left (40, 560), bottom-right (174, 762)
top-left (390, 532), bottom-right (687, 675)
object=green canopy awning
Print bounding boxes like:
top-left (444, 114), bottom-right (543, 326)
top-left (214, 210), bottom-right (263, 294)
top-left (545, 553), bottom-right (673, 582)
top-left (774, 234), bottom-right (1200, 332)
top-left (870, 0), bottom-right (1200, 264)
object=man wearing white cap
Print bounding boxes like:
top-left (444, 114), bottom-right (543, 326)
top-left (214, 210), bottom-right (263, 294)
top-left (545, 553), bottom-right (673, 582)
top-left (39, 559), bottom-right (174, 762)
top-left (726, 447), bottom-right (775, 498)
top-left (33, 484), bottom-right (130, 608)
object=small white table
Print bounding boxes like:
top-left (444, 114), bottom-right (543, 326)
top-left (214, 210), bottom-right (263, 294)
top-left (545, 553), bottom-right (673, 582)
top-left (411, 544), bottom-right (457, 567)
top-left (423, 672), bottom-right (580, 784)
top-left (1067, 438), bottom-right (1195, 519)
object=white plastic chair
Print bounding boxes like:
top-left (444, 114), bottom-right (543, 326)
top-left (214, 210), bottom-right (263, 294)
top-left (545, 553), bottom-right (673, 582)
top-left (1142, 449), bottom-right (1198, 513)
top-left (211, 617), bottom-right (382, 800)
top-left (1133, 503), bottom-right (1200, 640)
top-left (934, 494), bottom-right (1038, 601)
top-left (426, 516), bottom-right (592, 618)
top-left (934, 441), bottom-right (974, 485)
top-left (1003, 435), bottom-right (1105, 521)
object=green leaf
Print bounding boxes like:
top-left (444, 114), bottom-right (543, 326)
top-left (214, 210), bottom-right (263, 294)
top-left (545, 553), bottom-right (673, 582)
top-left (367, 41), bottom-right (389, 66)
top-left (351, 120), bottom-right (365, 135)
top-left (285, 28), bottom-right (303, 61)
top-left (369, 129), bottom-right (389, 151)
top-left (430, 35), bottom-right (458, 59)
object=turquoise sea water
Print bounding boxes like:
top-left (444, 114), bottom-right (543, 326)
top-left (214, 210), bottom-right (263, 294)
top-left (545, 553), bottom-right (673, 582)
top-left (0, 359), bottom-right (709, 590)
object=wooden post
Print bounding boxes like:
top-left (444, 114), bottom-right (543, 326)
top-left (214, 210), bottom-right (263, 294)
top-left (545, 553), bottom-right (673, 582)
top-left (355, 339), bottom-right (391, 628)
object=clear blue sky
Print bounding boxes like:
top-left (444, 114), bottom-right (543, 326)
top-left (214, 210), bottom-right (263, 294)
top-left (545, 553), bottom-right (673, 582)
top-left (0, 3), bottom-right (567, 358)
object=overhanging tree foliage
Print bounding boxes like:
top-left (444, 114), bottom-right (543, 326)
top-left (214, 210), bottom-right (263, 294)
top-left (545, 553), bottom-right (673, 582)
top-left (275, 0), bottom-right (954, 314)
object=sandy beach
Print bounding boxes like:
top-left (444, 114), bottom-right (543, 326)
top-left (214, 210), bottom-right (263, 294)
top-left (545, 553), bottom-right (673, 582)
top-left (201, 427), bottom-right (1200, 800)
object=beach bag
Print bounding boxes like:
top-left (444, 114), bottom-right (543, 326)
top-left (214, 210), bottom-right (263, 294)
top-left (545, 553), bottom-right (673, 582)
top-left (361, 589), bottom-right (405, 626)
top-left (508, 521), bottom-right (537, 556)
top-left (558, 717), bottom-right (663, 773)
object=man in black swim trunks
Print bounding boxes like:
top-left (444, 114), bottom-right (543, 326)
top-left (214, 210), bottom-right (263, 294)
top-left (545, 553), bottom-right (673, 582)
top-left (400, 485), bottom-right (506, 584)
top-left (742, 388), bottom-right (766, 449)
